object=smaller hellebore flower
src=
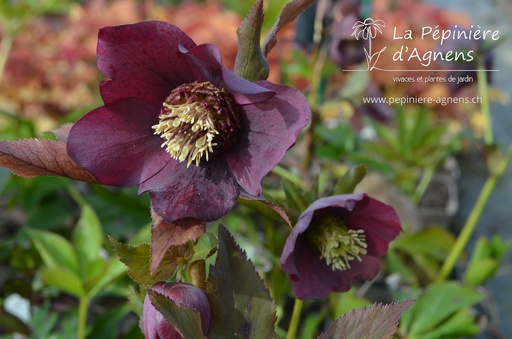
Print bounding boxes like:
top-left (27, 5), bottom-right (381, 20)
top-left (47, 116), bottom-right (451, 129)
top-left (143, 282), bottom-right (211, 339)
top-left (66, 21), bottom-right (310, 222)
top-left (280, 193), bottom-right (402, 299)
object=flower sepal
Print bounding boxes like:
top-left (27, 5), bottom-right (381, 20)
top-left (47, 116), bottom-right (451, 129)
top-left (144, 282), bottom-right (211, 339)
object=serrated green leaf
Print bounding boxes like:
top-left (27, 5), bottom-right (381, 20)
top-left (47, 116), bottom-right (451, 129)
top-left (41, 267), bottom-right (85, 297)
top-left (405, 282), bottom-right (482, 335)
top-left (148, 290), bottom-right (205, 339)
top-left (189, 233), bottom-right (218, 264)
top-left (205, 225), bottom-right (277, 338)
top-left (333, 164), bottom-right (367, 195)
top-left (73, 204), bottom-right (103, 280)
top-left (26, 228), bottom-right (79, 274)
top-left (237, 195), bottom-right (294, 227)
top-left (109, 237), bottom-right (178, 286)
top-left (233, 0), bottom-right (269, 81)
top-left (318, 300), bottom-right (415, 339)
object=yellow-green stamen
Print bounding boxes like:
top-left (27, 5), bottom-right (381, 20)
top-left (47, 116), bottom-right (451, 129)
top-left (307, 214), bottom-right (368, 271)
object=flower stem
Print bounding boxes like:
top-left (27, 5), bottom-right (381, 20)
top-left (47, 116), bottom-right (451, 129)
top-left (286, 298), bottom-right (303, 339)
top-left (188, 260), bottom-right (206, 290)
top-left (476, 57), bottom-right (493, 145)
top-left (435, 145), bottom-right (512, 282)
top-left (0, 32), bottom-right (13, 84)
top-left (77, 296), bottom-right (90, 339)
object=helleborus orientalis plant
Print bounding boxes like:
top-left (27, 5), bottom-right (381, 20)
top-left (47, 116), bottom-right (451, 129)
top-left (0, 0), bottom-right (419, 338)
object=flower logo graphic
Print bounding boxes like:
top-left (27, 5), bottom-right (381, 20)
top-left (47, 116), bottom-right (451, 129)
top-left (351, 18), bottom-right (386, 70)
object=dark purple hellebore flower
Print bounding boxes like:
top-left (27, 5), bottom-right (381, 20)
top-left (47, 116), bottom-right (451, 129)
top-left (66, 21), bottom-right (310, 222)
top-left (280, 193), bottom-right (402, 299)
top-left (143, 282), bottom-right (210, 339)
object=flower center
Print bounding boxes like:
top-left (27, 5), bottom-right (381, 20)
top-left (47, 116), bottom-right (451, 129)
top-left (152, 81), bottom-right (240, 167)
top-left (307, 214), bottom-right (368, 271)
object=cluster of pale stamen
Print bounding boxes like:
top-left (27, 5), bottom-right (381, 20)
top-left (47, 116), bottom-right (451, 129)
top-left (310, 218), bottom-right (368, 272)
top-left (152, 101), bottom-right (219, 167)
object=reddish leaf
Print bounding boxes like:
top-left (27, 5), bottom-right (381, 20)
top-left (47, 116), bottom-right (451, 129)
top-left (205, 225), bottom-right (277, 338)
top-left (318, 300), bottom-right (415, 339)
top-left (262, 0), bottom-right (317, 56)
top-left (150, 209), bottom-right (206, 273)
top-left (238, 194), bottom-right (292, 228)
top-left (0, 139), bottom-right (97, 183)
top-left (50, 123), bottom-right (73, 142)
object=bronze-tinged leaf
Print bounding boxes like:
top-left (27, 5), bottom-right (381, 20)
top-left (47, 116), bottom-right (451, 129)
top-left (237, 194), bottom-right (293, 228)
top-left (233, 0), bottom-right (269, 81)
top-left (150, 209), bottom-right (206, 273)
top-left (205, 225), bottom-right (277, 338)
top-left (318, 300), bottom-right (415, 339)
top-left (262, 0), bottom-right (317, 56)
top-left (0, 139), bottom-right (97, 183)
top-left (50, 123), bottom-right (73, 142)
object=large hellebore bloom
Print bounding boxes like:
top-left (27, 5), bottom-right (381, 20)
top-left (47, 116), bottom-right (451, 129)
top-left (67, 21), bottom-right (310, 222)
top-left (280, 193), bottom-right (402, 299)
top-left (143, 282), bottom-right (210, 339)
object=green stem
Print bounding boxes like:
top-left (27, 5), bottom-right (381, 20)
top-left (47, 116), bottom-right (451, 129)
top-left (477, 58), bottom-right (493, 146)
top-left (77, 296), bottom-right (90, 339)
top-left (412, 167), bottom-right (435, 204)
top-left (286, 298), bottom-right (304, 339)
top-left (435, 145), bottom-right (512, 282)
top-left (0, 32), bottom-right (13, 84)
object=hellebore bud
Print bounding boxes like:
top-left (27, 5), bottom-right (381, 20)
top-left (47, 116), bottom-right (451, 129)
top-left (143, 282), bottom-right (211, 339)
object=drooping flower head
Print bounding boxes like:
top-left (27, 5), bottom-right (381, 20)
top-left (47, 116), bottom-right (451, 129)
top-left (280, 193), bottom-right (402, 299)
top-left (143, 282), bottom-right (211, 339)
top-left (66, 21), bottom-right (310, 222)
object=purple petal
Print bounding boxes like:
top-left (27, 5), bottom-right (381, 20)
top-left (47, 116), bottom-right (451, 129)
top-left (226, 80), bottom-right (310, 196)
top-left (138, 158), bottom-right (239, 222)
top-left (343, 196), bottom-right (402, 256)
top-left (97, 21), bottom-right (197, 106)
top-left (67, 98), bottom-right (169, 187)
top-left (283, 232), bottom-right (381, 299)
top-left (222, 68), bottom-right (275, 105)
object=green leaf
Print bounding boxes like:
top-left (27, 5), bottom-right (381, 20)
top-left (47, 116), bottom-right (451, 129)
top-left (318, 300), bottom-right (415, 339)
top-left (233, 0), bottom-right (269, 81)
top-left (282, 178), bottom-right (309, 211)
top-left (148, 290), bottom-right (205, 339)
top-left (26, 228), bottom-right (79, 274)
top-left (333, 164), bottom-right (367, 195)
top-left (237, 196), bottom-right (293, 227)
top-left (417, 308), bottom-right (479, 339)
top-left (392, 226), bottom-right (456, 261)
top-left (205, 225), bottom-right (277, 338)
top-left (109, 237), bottom-right (179, 286)
top-left (73, 204), bottom-right (103, 280)
top-left (405, 282), bottom-right (482, 336)
top-left (189, 233), bottom-right (218, 264)
top-left (41, 267), bottom-right (85, 297)
top-left (87, 258), bottom-right (126, 298)
top-left (262, 0), bottom-right (317, 56)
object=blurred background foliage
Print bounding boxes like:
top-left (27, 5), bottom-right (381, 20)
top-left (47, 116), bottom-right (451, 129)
top-left (1, 0), bottom-right (510, 338)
